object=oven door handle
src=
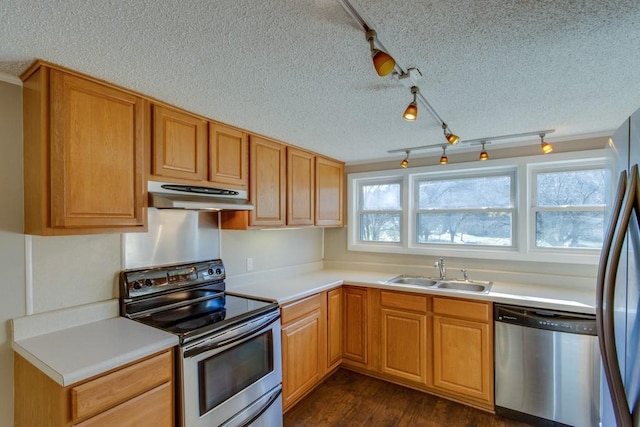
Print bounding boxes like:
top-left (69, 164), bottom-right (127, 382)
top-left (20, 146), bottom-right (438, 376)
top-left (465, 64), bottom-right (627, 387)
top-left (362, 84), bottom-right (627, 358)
top-left (219, 384), bottom-right (283, 427)
top-left (183, 310), bottom-right (280, 358)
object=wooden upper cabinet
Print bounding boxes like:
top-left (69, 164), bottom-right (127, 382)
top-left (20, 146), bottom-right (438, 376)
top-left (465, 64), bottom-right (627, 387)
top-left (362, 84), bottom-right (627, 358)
top-left (249, 136), bottom-right (286, 227)
top-left (287, 147), bottom-right (315, 226)
top-left (315, 156), bottom-right (344, 226)
top-left (22, 63), bottom-right (146, 235)
top-left (209, 123), bottom-right (248, 190)
top-left (151, 104), bottom-right (207, 181)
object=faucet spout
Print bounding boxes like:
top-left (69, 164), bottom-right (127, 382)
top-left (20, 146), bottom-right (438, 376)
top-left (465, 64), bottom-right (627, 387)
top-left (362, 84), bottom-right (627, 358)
top-left (434, 258), bottom-right (446, 280)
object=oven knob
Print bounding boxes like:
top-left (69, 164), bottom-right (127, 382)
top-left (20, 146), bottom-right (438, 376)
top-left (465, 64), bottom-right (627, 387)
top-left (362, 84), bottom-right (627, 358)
top-left (133, 281), bottom-right (142, 290)
top-left (208, 268), bottom-right (214, 276)
top-left (144, 279), bottom-right (154, 287)
top-left (215, 268), bottom-right (222, 275)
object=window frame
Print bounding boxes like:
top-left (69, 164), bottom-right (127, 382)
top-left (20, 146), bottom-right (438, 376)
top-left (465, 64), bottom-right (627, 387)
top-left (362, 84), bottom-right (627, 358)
top-left (347, 149), bottom-right (612, 264)
top-left (527, 158), bottom-right (611, 255)
top-left (410, 168), bottom-right (517, 249)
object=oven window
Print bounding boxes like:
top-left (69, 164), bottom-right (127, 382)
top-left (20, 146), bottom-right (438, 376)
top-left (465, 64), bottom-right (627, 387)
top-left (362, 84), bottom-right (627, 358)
top-left (198, 330), bottom-right (274, 415)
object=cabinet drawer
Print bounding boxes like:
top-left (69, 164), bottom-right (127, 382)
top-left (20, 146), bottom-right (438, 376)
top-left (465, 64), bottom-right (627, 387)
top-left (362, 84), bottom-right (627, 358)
top-left (432, 297), bottom-right (490, 322)
top-left (71, 350), bottom-right (172, 422)
top-left (281, 293), bottom-right (322, 324)
top-left (75, 382), bottom-right (173, 427)
top-left (380, 291), bottom-right (428, 314)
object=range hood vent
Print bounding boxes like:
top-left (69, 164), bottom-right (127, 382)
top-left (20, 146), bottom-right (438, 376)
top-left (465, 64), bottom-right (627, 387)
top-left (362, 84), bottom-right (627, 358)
top-left (148, 181), bottom-right (254, 211)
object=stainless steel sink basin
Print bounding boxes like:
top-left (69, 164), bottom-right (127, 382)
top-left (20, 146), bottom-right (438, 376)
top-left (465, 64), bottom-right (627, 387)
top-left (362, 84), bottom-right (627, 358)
top-left (435, 280), bottom-right (492, 293)
top-left (386, 275), bottom-right (438, 287)
top-left (385, 275), bottom-right (492, 293)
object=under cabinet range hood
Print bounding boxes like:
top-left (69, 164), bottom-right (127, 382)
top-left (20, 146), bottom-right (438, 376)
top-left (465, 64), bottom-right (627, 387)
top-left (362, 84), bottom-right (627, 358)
top-left (148, 181), bottom-right (254, 211)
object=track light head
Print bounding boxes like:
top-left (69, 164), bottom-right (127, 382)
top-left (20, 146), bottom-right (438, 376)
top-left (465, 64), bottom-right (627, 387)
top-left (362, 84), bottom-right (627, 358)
top-left (540, 133), bottom-right (553, 154)
top-left (400, 150), bottom-right (410, 168)
top-left (366, 29), bottom-right (395, 77)
top-left (479, 142), bottom-right (489, 160)
top-left (439, 146), bottom-right (448, 165)
top-left (403, 87), bottom-right (419, 122)
top-left (442, 123), bottom-right (459, 145)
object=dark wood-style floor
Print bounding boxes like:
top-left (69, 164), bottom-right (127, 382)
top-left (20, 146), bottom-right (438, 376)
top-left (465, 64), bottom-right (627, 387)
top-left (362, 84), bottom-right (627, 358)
top-left (284, 369), bottom-right (533, 427)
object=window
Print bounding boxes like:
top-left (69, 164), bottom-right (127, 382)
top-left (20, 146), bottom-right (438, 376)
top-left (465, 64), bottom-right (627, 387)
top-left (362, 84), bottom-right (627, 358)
top-left (415, 173), bottom-right (514, 247)
top-left (347, 150), bottom-right (610, 263)
top-left (357, 180), bottom-right (402, 243)
top-left (533, 168), bottom-right (608, 249)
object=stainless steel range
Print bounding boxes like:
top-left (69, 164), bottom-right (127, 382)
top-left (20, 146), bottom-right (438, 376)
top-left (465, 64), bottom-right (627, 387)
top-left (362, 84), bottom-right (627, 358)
top-left (120, 259), bottom-right (283, 427)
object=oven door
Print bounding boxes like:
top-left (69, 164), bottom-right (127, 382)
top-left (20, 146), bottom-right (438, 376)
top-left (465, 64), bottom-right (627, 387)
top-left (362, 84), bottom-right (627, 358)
top-left (180, 310), bottom-right (282, 427)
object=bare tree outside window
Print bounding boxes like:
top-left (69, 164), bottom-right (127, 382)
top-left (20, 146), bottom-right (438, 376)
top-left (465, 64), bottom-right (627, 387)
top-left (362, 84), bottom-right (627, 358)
top-left (535, 169), bottom-right (607, 248)
top-left (359, 182), bottom-right (401, 242)
top-left (416, 175), bottom-right (514, 246)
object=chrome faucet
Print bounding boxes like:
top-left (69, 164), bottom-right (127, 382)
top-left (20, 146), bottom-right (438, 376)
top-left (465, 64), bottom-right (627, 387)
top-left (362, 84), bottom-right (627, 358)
top-left (434, 258), bottom-right (446, 279)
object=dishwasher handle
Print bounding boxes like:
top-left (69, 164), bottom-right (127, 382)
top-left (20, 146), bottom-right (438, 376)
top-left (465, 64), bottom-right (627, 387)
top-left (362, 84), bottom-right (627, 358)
top-left (494, 304), bottom-right (597, 336)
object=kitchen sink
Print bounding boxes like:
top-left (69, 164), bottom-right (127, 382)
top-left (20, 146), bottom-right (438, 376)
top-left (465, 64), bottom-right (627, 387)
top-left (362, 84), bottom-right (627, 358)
top-left (386, 275), bottom-right (439, 287)
top-left (435, 280), bottom-right (491, 293)
top-left (385, 275), bottom-right (492, 293)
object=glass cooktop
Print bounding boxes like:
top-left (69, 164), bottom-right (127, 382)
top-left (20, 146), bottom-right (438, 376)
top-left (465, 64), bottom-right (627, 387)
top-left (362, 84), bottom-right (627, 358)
top-left (136, 293), bottom-right (277, 342)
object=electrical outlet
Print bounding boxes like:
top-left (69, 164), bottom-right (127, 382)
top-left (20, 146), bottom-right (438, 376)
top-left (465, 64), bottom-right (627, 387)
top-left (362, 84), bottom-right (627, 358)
top-left (246, 257), bottom-right (253, 272)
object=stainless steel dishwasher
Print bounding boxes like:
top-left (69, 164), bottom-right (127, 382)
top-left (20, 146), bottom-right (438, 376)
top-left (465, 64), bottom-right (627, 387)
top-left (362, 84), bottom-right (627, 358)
top-left (494, 304), bottom-right (600, 427)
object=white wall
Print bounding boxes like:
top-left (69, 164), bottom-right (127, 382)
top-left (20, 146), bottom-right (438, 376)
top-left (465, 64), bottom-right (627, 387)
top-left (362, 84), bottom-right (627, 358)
top-left (221, 228), bottom-right (323, 276)
top-left (0, 80), bottom-right (26, 427)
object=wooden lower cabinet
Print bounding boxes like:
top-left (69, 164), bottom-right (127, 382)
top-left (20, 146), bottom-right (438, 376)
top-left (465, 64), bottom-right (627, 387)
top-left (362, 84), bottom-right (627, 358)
top-left (342, 286), bottom-right (369, 368)
top-left (379, 291), bottom-right (428, 385)
top-left (280, 293), bottom-right (327, 411)
top-left (281, 286), bottom-right (495, 414)
top-left (14, 349), bottom-right (174, 427)
top-left (431, 297), bottom-right (494, 409)
top-left (327, 288), bottom-right (343, 370)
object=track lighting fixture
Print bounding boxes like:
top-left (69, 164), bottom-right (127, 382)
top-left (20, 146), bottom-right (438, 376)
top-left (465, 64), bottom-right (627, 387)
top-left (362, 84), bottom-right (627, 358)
top-left (540, 133), bottom-right (553, 154)
top-left (479, 142), bottom-right (489, 160)
top-left (400, 150), bottom-right (410, 168)
top-left (387, 128), bottom-right (554, 168)
top-left (365, 29), bottom-right (395, 77)
top-left (439, 147), bottom-right (448, 165)
top-left (403, 87), bottom-right (419, 122)
top-left (442, 123), bottom-right (460, 145)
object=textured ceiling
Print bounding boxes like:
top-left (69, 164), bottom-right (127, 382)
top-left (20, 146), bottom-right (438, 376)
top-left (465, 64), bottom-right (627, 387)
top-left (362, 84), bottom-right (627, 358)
top-left (1, 0), bottom-right (639, 163)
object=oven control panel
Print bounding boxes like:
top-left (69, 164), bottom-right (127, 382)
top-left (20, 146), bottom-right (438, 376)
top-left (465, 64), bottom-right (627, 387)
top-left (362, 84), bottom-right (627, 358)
top-left (120, 259), bottom-right (225, 299)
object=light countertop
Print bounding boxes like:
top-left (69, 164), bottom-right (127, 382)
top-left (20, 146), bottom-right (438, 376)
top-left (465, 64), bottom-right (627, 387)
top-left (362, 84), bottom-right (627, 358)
top-left (227, 269), bottom-right (596, 314)
top-left (13, 317), bottom-right (178, 386)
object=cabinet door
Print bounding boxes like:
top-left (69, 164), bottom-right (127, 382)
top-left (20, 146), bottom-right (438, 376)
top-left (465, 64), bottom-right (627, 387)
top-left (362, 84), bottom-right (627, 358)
top-left (250, 136), bottom-right (286, 226)
top-left (315, 156), bottom-right (344, 226)
top-left (151, 104), bottom-right (207, 181)
top-left (379, 290), bottom-right (428, 386)
top-left (281, 309), bottom-right (324, 410)
top-left (49, 70), bottom-right (145, 229)
top-left (209, 123), bottom-right (248, 189)
top-left (327, 288), bottom-right (343, 370)
top-left (287, 147), bottom-right (315, 226)
top-left (432, 315), bottom-right (493, 406)
top-left (343, 287), bottom-right (368, 365)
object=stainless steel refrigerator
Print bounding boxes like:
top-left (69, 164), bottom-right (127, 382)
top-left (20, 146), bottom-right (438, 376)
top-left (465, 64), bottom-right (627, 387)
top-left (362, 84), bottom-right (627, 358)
top-left (597, 107), bottom-right (640, 427)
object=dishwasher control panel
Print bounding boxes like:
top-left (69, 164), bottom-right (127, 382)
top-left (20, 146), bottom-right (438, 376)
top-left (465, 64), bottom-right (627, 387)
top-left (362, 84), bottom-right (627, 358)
top-left (495, 304), bottom-right (597, 336)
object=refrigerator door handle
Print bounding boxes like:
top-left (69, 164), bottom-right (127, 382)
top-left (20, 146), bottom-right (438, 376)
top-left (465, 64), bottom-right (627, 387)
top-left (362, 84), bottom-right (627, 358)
top-left (597, 165), bottom-right (636, 427)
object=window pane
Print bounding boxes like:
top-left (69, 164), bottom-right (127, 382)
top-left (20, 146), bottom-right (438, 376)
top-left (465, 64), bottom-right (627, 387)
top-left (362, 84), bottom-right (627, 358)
top-left (360, 213), bottom-right (400, 242)
top-left (536, 170), bottom-right (606, 206)
top-left (416, 212), bottom-right (512, 246)
top-left (536, 211), bottom-right (604, 248)
top-left (361, 183), bottom-right (401, 210)
top-left (418, 176), bottom-right (511, 209)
